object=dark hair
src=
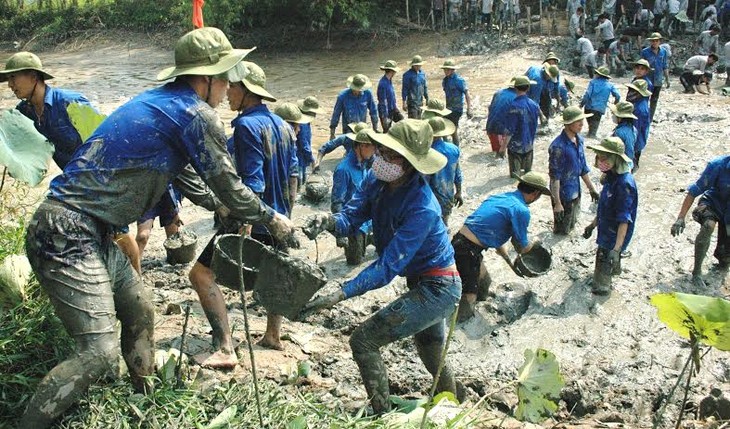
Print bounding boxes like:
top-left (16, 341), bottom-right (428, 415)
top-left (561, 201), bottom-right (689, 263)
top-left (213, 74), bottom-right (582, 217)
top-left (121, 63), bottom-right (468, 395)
top-left (518, 182), bottom-right (540, 194)
top-left (514, 84), bottom-right (530, 91)
top-left (710, 24), bottom-right (721, 31)
top-left (598, 46), bottom-right (607, 54)
top-left (709, 53), bottom-right (719, 61)
top-left (620, 35), bottom-right (630, 42)
top-left (577, 6), bottom-right (584, 12)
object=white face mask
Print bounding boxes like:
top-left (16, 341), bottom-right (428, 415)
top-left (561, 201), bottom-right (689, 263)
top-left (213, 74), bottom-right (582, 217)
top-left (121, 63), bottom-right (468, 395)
top-left (372, 155), bottom-right (404, 182)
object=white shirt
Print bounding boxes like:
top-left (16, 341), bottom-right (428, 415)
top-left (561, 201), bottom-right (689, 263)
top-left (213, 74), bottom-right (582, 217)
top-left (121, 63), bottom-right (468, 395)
top-left (578, 37), bottom-right (595, 59)
top-left (603, 0), bottom-right (617, 13)
top-left (697, 30), bottom-right (719, 54)
top-left (723, 41), bottom-right (730, 67)
top-left (569, 13), bottom-right (581, 36)
top-left (679, 0), bottom-right (688, 12)
top-left (596, 19), bottom-right (615, 40)
top-left (668, 0), bottom-right (680, 14)
top-left (566, 0), bottom-right (581, 14)
top-left (702, 4), bottom-right (717, 18)
top-left (702, 17), bottom-right (718, 31)
top-left (684, 55), bottom-right (709, 73)
top-left (660, 42), bottom-right (673, 60)
top-left (482, 0), bottom-right (494, 13)
top-left (653, 0), bottom-right (666, 13)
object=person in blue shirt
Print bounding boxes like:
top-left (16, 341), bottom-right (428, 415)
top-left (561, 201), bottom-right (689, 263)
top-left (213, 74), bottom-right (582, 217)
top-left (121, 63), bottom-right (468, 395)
top-left (505, 76), bottom-right (541, 178)
top-left (580, 66), bottom-right (621, 138)
top-left (582, 137), bottom-right (638, 295)
top-left (329, 74), bottom-right (378, 140)
top-left (402, 55), bottom-right (429, 119)
top-left (525, 63), bottom-right (560, 126)
top-left (624, 79), bottom-right (651, 171)
top-left (641, 32), bottom-right (670, 122)
top-left (486, 79), bottom-right (518, 158)
top-left (609, 101), bottom-right (638, 171)
top-left (312, 122), bottom-right (371, 172)
top-left (426, 116), bottom-right (463, 225)
top-left (21, 28), bottom-right (296, 428)
top-left (452, 171), bottom-right (551, 321)
top-left (671, 155), bottom-right (730, 288)
top-left (377, 60), bottom-right (401, 132)
top-left (331, 129), bottom-right (376, 265)
top-left (441, 59), bottom-right (472, 146)
top-left (296, 96), bottom-right (324, 187)
top-left (548, 106), bottom-right (600, 235)
top-left (301, 119), bottom-right (460, 415)
top-left (631, 58), bottom-right (654, 91)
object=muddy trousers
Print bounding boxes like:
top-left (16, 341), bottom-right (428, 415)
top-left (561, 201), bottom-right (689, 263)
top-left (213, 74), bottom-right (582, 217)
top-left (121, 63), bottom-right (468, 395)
top-left (507, 150), bottom-right (534, 178)
top-left (593, 246), bottom-right (622, 294)
top-left (22, 199), bottom-right (155, 428)
top-left (585, 109), bottom-right (602, 137)
top-left (349, 274), bottom-right (461, 414)
top-left (692, 203), bottom-right (730, 271)
top-left (649, 85), bottom-right (661, 122)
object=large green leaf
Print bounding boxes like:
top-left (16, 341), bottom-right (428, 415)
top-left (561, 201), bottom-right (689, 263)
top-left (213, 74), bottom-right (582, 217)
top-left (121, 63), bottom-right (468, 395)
top-left (651, 292), bottom-right (730, 351)
top-left (515, 348), bottom-right (564, 423)
top-left (0, 109), bottom-right (54, 186)
top-left (66, 102), bottom-right (106, 142)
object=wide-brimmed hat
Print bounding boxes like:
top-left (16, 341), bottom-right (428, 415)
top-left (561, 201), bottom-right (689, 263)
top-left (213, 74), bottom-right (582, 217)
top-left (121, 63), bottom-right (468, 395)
top-left (353, 129), bottom-right (373, 144)
top-left (0, 52), bottom-right (54, 82)
top-left (608, 101), bottom-right (637, 119)
top-left (423, 98), bottom-right (452, 116)
top-left (625, 79), bottom-right (652, 97)
top-left (275, 102), bottom-right (313, 124)
top-left (347, 74), bottom-right (372, 91)
top-left (543, 52), bottom-right (561, 64)
top-left (513, 75), bottom-right (537, 87)
top-left (544, 64), bottom-right (560, 82)
top-left (562, 106), bottom-right (593, 124)
top-left (587, 136), bottom-right (632, 163)
top-left (228, 61), bottom-right (277, 102)
top-left (517, 171), bottom-right (552, 195)
top-left (379, 60), bottom-right (400, 72)
top-left (594, 66), bottom-right (611, 78)
top-left (157, 27), bottom-right (255, 81)
top-left (297, 96), bottom-right (324, 115)
top-left (410, 55), bottom-right (425, 66)
top-left (345, 122), bottom-right (371, 140)
top-left (426, 116), bottom-right (456, 138)
top-left (646, 32), bottom-right (663, 40)
top-left (366, 119), bottom-right (447, 175)
top-left (633, 59), bottom-right (652, 70)
top-left (440, 59), bottom-right (460, 69)
top-left (564, 78), bottom-right (576, 93)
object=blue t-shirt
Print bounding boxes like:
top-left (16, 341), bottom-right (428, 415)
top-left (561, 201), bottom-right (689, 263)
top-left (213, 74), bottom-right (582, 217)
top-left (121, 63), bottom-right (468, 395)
top-left (525, 66), bottom-right (557, 105)
top-left (427, 138), bottom-right (462, 213)
top-left (627, 85), bottom-right (651, 152)
top-left (296, 123), bottom-right (314, 168)
top-left (581, 77), bottom-right (621, 114)
top-left (596, 171), bottom-right (638, 251)
top-left (486, 87), bottom-right (518, 134)
top-left (334, 173), bottom-right (454, 298)
top-left (641, 46), bottom-right (669, 87)
top-left (505, 94), bottom-right (540, 154)
top-left (329, 88), bottom-right (378, 134)
top-left (331, 150), bottom-right (368, 214)
top-left (442, 73), bottom-right (468, 113)
top-left (464, 190), bottom-right (531, 249)
top-left (402, 68), bottom-right (429, 106)
top-left (548, 130), bottom-right (590, 203)
top-left (612, 121), bottom-right (637, 164)
top-left (688, 155), bottom-right (730, 225)
top-left (377, 75), bottom-right (397, 119)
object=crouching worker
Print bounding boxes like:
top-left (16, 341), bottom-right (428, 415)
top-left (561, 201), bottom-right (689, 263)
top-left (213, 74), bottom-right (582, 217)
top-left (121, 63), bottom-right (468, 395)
top-left (301, 119), bottom-right (461, 415)
top-left (452, 172), bottom-right (551, 322)
top-left (582, 137), bottom-right (638, 295)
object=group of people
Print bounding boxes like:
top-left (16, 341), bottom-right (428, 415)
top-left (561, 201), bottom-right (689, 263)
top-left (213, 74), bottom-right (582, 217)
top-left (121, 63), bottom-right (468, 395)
top-left (3, 23), bottom-right (729, 428)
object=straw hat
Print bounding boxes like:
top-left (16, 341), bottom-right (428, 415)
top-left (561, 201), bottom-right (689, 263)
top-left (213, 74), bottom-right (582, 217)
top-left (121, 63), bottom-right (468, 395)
top-left (0, 52), bottom-right (54, 82)
top-left (440, 59), bottom-right (460, 69)
top-left (228, 61), bottom-right (277, 102)
top-left (625, 79), bottom-right (652, 97)
top-left (410, 55), bottom-right (425, 66)
top-left (157, 27), bottom-right (255, 81)
top-left (517, 171), bottom-right (552, 195)
top-left (347, 74), bottom-right (372, 91)
top-left (379, 60), bottom-right (400, 72)
top-left (275, 102), bottom-right (313, 124)
top-left (587, 136), bottom-right (631, 163)
top-left (561, 106), bottom-right (593, 124)
top-left (297, 96), bottom-right (324, 115)
top-left (608, 101), bottom-right (637, 119)
top-left (366, 119), bottom-right (447, 175)
top-left (423, 98), bottom-right (452, 116)
top-left (426, 116), bottom-right (456, 138)
top-left (594, 66), bottom-right (611, 78)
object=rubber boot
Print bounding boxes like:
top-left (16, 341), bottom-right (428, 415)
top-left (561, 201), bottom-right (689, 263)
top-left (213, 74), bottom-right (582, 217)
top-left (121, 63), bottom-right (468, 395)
top-left (476, 263), bottom-right (491, 301)
top-left (414, 335), bottom-right (457, 397)
top-left (352, 351), bottom-right (391, 415)
top-left (693, 222), bottom-right (715, 288)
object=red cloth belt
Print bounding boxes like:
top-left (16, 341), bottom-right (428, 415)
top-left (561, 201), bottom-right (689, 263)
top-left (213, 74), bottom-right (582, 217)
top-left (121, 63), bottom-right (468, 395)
top-left (420, 266), bottom-right (460, 277)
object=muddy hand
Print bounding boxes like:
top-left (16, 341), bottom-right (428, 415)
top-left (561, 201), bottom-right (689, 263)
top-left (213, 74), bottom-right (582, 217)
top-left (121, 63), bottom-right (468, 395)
top-left (300, 289), bottom-right (345, 320)
top-left (590, 190), bottom-right (600, 203)
top-left (608, 249), bottom-right (620, 266)
top-left (583, 224), bottom-right (595, 239)
top-left (553, 205), bottom-right (565, 222)
top-left (302, 213), bottom-right (335, 240)
top-left (268, 212), bottom-right (295, 242)
top-left (453, 192), bottom-right (464, 208)
top-left (671, 218), bottom-right (685, 236)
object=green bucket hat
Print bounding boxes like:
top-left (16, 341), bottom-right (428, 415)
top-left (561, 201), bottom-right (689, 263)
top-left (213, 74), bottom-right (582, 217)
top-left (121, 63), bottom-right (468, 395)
top-left (274, 102), bottom-right (313, 125)
top-left (594, 66), bottom-right (611, 78)
top-left (366, 119), bottom-right (447, 175)
top-left (543, 52), bottom-right (561, 64)
top-left (440, 59), bottom-right (460, 69)
top-left (379, 60), bottom-right (400, 72)
top-left (625, 79), bottom-right (652, 97)
top-left (544, 64), bottom-right (560, 81)
top-left (426, 116), bottom-right (456, 138)
top-left (633, 59), bottom-right (652, 70)
top-left (353, 129), bottom-right (373, 144)
top-left (228, 61), bottom-right (277, 102)
top-left (423, 98), bottom-right (452, 117)
top-left (410, 55), bottom-right (425, 66)
top-left (562, 106), bottom-right (593, 124)
top-left (347, 74), bottom-right (372, 91)
top-left (564, 78), bottom-right (575, 93)
top-left (608, 101), bottom-right (637, 119)
top-left (0, 52), bottom-right (54, 82)
top-left (587, 136), bottom-right (631, 163)
top-left (512, 75), bottom-right (537, 87)
top-left (345, 122), bottom-right (371, 140)
top-left (517, 171), bottom-right (552, 196)
top-left (157, 27), bottom-right (255, 81)
top-left (297, 96), bottom-right (324, 115)
top-left (646, 32), bottom-right (663, 40)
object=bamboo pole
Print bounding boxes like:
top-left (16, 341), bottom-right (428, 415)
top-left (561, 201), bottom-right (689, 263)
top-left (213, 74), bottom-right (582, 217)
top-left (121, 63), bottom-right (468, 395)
top-left (527, 6), bottom-right (532, 33)
top-left (407, 0), bottom-right (410, 22)
top-left (539, 0), bottom-right (543, 33)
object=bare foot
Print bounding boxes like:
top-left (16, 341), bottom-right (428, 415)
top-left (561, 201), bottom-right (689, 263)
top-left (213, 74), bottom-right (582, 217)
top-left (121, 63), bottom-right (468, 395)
top-left (194, 350), bottom-right (238, 369)
top-left (692, 274), bottom-right (707, 289)
top-left (257, 335), bottom-right (284, 351)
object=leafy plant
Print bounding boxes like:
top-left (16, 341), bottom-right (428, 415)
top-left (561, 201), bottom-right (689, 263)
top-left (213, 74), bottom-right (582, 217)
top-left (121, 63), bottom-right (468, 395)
top-left (67, 102), bottom-right (107, 142)
top-left (515, 348), bottom-right (564, 422)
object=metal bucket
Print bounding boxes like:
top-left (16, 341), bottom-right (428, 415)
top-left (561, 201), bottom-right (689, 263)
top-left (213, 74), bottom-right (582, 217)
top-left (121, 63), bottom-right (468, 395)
top-left (163, 229), bottom-right (198, 265)
top-left (514, 245), bottom-right (552, 278)
top-left (211, 234), bottom-right (262, 291)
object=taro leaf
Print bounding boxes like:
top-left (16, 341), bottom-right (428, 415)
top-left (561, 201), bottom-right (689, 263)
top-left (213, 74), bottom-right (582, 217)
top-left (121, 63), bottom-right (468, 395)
top-left (432, 391), bottom-right (458, 406)
top-left (650, 292), bottom-right (730, 351)
top-left (389, 395), bottom-right (428, 413)
top-left (0, 109), bottom-right (54, 186)
top-left (204, 405), bottom-right (237, 429)
top-left (286, 416), bottom-right (307, 429)
top-left (66, 102), bottom-right (106, 142)
top-left (515, 348), bottom-right (564, 423)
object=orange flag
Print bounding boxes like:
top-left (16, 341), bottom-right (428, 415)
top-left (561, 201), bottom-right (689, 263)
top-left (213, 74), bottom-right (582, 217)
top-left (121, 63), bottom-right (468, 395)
top-left (193, 0), bottom-right (205, 28)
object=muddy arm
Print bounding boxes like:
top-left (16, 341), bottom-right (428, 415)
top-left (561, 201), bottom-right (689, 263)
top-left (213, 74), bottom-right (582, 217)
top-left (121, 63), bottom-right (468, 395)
top-left (173, 164), bottom-right (222, 212)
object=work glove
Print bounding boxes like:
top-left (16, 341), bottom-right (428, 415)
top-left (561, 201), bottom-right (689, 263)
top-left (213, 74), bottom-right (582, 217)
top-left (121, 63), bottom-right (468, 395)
top-left (336, 236), bottom-right (348, 248)
top-left (608, 249), bottom-right (621, 266)
top-left (329, 128), bottom-right (336, 141)
top-left (302, 213), bottom-right (335, 240)
top-left (300, 288), bottom-right (346, 320)
top-left (590, 189), bottom-right (600, 203)
top-left (671, 218), bottom-right (685, 236)
top-left (583, 224), bottom-right (595, 239)
top-left (268, 212), bottom-right (296, 244)
top-left (453, 191), bottom-right (464, 208)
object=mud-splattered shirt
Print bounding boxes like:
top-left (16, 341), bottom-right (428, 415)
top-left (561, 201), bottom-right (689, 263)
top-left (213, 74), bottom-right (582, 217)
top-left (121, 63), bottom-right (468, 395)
top-left (612, 121), bottom-right (637, 167)
top-left (296, 122), bottom-right (314, 169)
top-left (581, 77), bottom-right (621, 114)
top-left (525, 66), bottom-right (558, 106)
top-left (597, 171), bottom-right (638, 251)
top-left (640, 46), bottom-right (669, 86)
top-left (427, 138), bottom-right (462, 214)
top-left (442, 73), bottom-right (468, 113)
top-left (377, 75), bottom-right (397, 119)
top-left (17, 85), bottom-right (92, 169)
top-left (402, 68), bottom-right (429, 108)
top-left (329, 89), bottom-right (378, 134)
top-left (333, 173), bottom-right (454, 298)
top-left (688, 155), bottom-right (730, 225)
top-left (486, 87), bottom-right (517, 135)
top-left (318, 134), bottom-right (354, 157)
top-left (464, 190), bottom-right (530, 249)
top-left (626, 84), bottom-right (650, 152)
top-left (49, 81), bottom-right (275, 228)
top-left (331, 150), bottom-right (368, 214)
top-left (505, 94), bottom-right (540, 154)
top-left (548, 130), bottom-right (590, 203)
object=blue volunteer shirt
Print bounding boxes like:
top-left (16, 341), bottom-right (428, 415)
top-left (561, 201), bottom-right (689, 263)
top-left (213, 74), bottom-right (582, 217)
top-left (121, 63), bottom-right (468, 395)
top-left (331, 151), bottom-right (372, 235)
top-left (581, 77), bottom-right (621, 114)
top-left (442, 73), bottom-right (468, 113)
top-left (330, 88), bottom-right (378, 134)
top-left (464, 190), bottom-right (531, 249)
top-left (525, 66), bottom-right (557, 105)
top-left (612, 121), bottom-right (637, 165)
top-left (428, 138), bottom-right (463, 212)
top-left (318, 134), bottom-right (353, 156)
top-left (688, 155), bottom-right (730, 225)
top-left (377, 76), bottom-right (397, 119)
top-left (548, 130), bottom-right (590, 203)
top-left (486, 87), bottom-right (518, 134)
top-left (228, 104), bottom-right (298, 234)
top-left (596, 171), bottom-right (638, 251)
top-left (640, 46), bottom-right (669, 87)
top-left (402, 68), bottom-right (429, 107)
top-left (17, 85), bottom-right (94, 169)
top-left (627, 88), bottom-right (650, 152)
top-left (296, 123), bottom-right (314, 169)
top-left (505, 95), bottom-right (540, 154)
top-left (333, 173), bottom-right (454, 298)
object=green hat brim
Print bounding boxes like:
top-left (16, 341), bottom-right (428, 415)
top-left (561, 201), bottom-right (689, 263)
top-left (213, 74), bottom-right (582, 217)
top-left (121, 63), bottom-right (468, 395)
top-left (595, 69), bottom-right (611, 78)
top-left (347, 75), bottom-right (372, 91)
top-left (586, 144), bottom-right (632, 163)
top-left (625, 82), bottom-right (652, 97)
top-left (410, 60), bottom-right (425, 66)
top-left (288, 114), bottom-right (313, 125)
top-left (424, 107), bottom-right (452, 117)
top-left (430, 118), bottom-right (456, 137)
top-left (242, 79), bottom-right (277, 102)
top-left (0, 67), bottom-right (54, 82)
top-left (297, 99), bottom-right (324, 114)
top-left (380, 66), bottom-right (401, 72)
top-left (156, 47), bottom-right (255, 81)
top-left (366, 129), bottom-right (447, 175)
top-left (517, 175), bottom-right (552, 196)
top-left (562, 112), bottom-right (594, 124)
top-left (440, 65), bottom-right (460, 69)
top-left (608, 103), bottom-right (637, 119)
